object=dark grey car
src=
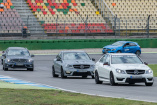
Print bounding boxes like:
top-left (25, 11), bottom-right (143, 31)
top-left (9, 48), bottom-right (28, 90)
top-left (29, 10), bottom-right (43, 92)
top-left (1, 47), bottom-right (34, 71)
top-left (52, 51), bottom-right (95, 78)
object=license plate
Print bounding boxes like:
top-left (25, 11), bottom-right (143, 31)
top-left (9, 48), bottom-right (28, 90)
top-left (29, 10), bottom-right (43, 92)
top-left (77, 69), bottom-right (86, 72)
top-left (15, 63), bottom-right (23, 66)
top-left (130, 75), bottom-right (142, 79)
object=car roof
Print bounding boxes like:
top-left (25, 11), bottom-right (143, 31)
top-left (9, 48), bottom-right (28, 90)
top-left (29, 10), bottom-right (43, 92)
top-left (117, 41), bottom-right (136, 43)
top-left (61, 50), bottom-right (85, 53)
top-left (7, 47), bottom-right (27, 50)
top-left (107, 53), bottom-right (136, 56)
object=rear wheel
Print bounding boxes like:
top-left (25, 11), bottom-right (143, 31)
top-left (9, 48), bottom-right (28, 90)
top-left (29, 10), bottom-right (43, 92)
top-left (95, 71), bottom-right (102, 84)
top-left (135, 50), bottom-right (141, 56)
top-left (110, 72), bottom-right (117, 86)
top-left (52, 66), bottom-right (58, 77)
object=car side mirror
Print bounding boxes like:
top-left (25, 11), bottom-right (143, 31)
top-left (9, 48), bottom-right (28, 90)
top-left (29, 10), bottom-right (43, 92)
top-left (103, 62), bottom-right (109, 66)
top-left (56, 58), bottom-right (61, 61)
top-left (144, 62), bottom-right (148, 65)
top-left (92, 58), bottom-right (95, 61)
top-left (31, 55), bottom-right (35, 57)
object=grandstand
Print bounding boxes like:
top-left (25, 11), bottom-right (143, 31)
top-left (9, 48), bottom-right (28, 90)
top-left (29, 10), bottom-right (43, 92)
top-left (27, 0), bottom-right (113, 34)
top-left (95, 0), bottom-right (157, 34)
top-left (0, 0), bottom-right (25, 35)
top-left (0, 0), bottom-right (156, 36)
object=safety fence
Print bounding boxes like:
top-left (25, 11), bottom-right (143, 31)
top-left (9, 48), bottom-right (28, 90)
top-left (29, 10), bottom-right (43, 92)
top-left (0, 38), bottom-right (157, 50)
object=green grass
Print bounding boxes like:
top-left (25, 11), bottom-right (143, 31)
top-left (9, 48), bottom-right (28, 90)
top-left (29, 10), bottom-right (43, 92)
top-left (148, 64), bottom-right (157, 77)
top-left (0, 88), bottom-right (156, 105)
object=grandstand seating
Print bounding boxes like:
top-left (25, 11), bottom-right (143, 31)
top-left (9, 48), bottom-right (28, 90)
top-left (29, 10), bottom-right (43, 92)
top-left (101, 0), bottom-right (157, 30)
top-left (0, 0), bottom-right (25, 34)
top-left (27, 0), bottom-right (113, 34)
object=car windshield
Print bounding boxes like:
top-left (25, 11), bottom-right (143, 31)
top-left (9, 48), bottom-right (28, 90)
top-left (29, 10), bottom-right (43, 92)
top-left (112, 42), bottom-right (124, 46)
top-left (63, 52), bottom-right (90, 60)
top-left (7, 49), bottom-right (30, 56)
top-left (111, 55), bottom-right (143, 64)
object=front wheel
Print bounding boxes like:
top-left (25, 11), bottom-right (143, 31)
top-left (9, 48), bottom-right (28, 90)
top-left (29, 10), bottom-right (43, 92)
top-left (52, 66), bottom-right (58, 77)
top-left (3, 66), bottom-right (8, 71)
top-left (110, 72), bottom-right (117, 86)
top-left (92, 76), bottom-right (94, 79)
top-left (61, 68), bottom-right (67, 79)
top-left (145, 82), bottom-right (153, 86)
top-left (82, 75), bottom-right (87, 78)
top-left (1, 60), bottom-right (3, 65)
top-left (95, 71), bottom-right (102, 84)
top-left (27, 68), bottom-right (34, 71)
top-left (117, 50), bottom-right (121, 53)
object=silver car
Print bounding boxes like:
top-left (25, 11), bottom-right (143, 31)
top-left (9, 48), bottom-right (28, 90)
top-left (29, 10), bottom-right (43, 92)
top-left (52, 51), bottom-right (95, 78)
top-left (1, 47), bottom-right (34, 71)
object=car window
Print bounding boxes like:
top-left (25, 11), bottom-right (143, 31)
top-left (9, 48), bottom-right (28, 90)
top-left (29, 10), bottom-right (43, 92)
top-left (124, 43), bottom-right (130, 47)
top-left (112, 42), bottom-right (124, 46)
top-left (111, 55), bottom-right (143, 64)
top-left (129, 43), bottom-right (137, 46)
top-left (99, 54), bottom-right (108, 63)
top-left (105, 55), bottom-right (110, 63)
top-left (7, 49), bottom-right (30, 56)
top-left (63, 52), bottom-right (90, 60)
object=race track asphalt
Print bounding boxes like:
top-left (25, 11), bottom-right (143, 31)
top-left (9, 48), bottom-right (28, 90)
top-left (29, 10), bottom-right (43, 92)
top-left (0, 53), bottom-right (157, 103)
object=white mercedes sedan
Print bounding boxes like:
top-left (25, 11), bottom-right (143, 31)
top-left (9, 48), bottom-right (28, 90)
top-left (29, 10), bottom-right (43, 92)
top-left (95, 53), bottom-right (153, 86)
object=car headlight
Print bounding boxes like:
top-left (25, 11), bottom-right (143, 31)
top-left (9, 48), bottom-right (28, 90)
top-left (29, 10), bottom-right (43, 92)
top-left (116, 69), bottom-right (125, 74)
top-left (111, 49), bottom-right (116, 51)
top-left (28, 59), bottom-right (33, 63)
top-left (65, 64), bottom-right (73, 68)
top-left (7, 59), bottom-right (10, 62)
top-left (146, 69), bottom-right (153, 74)
top-left (90, 65), bottom-right (95, 68)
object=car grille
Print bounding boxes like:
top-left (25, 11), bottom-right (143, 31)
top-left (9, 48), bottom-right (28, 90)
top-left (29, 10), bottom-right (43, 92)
top-left (103, 48), bottom-right (111, 52)
top-left (73, 65), bottom-right (90, 69)
top-left (11, 59), bottom-right (27, 63)
top-left (126, 70), bottom-right (145, 75)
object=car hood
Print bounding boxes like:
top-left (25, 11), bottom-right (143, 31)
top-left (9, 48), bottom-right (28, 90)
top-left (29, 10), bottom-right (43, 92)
top-left (111, 64), bottom-right (150, 70)
top-left (63, 60), bottom-right (95, 65)
top-left (7, 56), bottom-right (31, 59)
top-left (103, 45), bottom-right (120, 49)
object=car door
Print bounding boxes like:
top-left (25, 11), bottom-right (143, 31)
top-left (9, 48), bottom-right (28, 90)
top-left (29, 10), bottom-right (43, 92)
top-left (101, 54), bottom-right (111, 79)
top-left (2, 49), bottom-right (8, 64)
top-left (123, 43), bottom-right (131, 53)
top-left (98, 54), bottom-right (109, 79)
top-left (54, 53), bottom-right (62, 74)
top-left (97, 55), bottom-right (106, 78)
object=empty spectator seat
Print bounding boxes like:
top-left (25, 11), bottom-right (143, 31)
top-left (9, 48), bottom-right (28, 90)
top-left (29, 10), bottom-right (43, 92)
top-left (27, 0), bottom-right (113, 34)
top-left (0, 0), bottom-right (26, 34)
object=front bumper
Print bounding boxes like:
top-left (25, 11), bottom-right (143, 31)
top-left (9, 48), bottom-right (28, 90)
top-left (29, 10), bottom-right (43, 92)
top-left (63, 68), bottom-right (94, 76)
top-left (4, 62), bottom-right (34, 69)
top-left (102, 49), bottom-right (116, 54)
top-left (114, 73), bottom-right (153, 83)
